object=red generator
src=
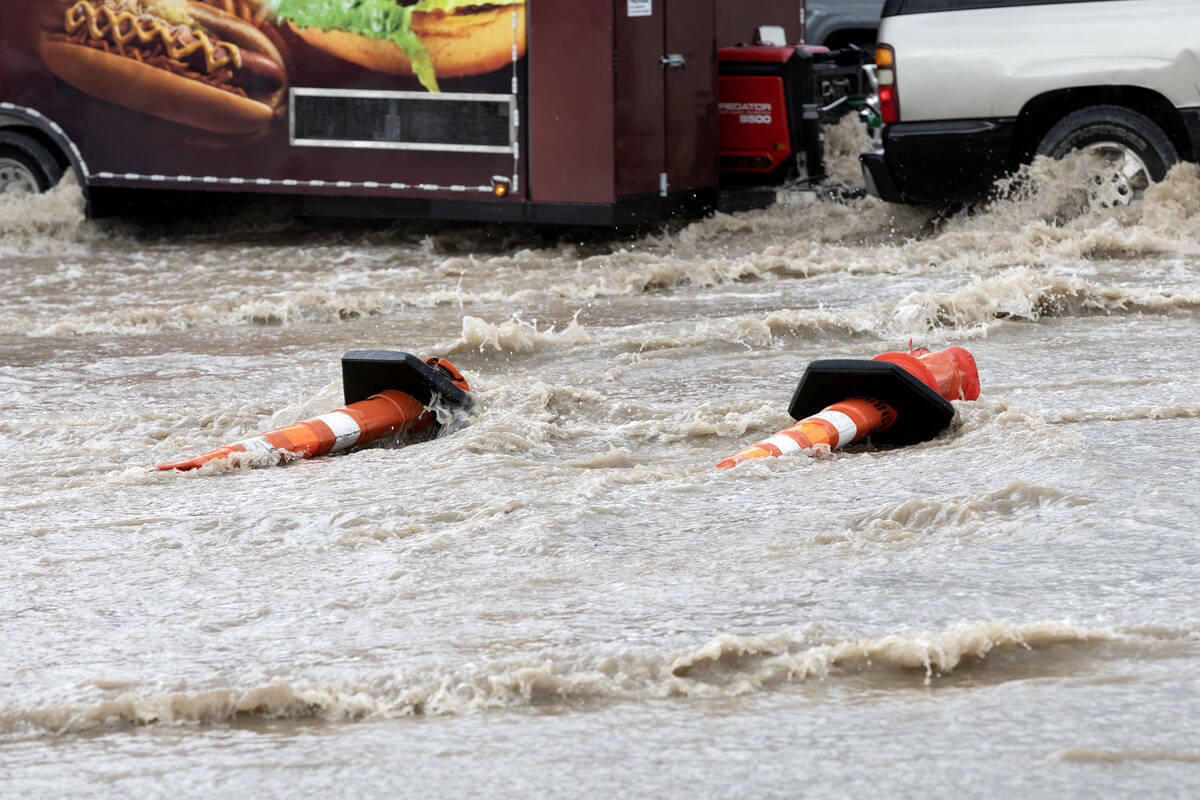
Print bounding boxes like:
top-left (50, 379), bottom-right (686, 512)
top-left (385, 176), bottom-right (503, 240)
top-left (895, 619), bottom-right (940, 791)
top-left (718, 44), bottom-right (869, 185)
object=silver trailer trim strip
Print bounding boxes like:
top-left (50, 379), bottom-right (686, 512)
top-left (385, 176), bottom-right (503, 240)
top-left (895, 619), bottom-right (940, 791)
top-left (90, 172), bottom-right (492, 193)
top-left (290, 138), bottom-right (514, 154)
top-left (1, 101), bottom-right (512, 194)
top-left (510, 7), bottom-right (520, 193)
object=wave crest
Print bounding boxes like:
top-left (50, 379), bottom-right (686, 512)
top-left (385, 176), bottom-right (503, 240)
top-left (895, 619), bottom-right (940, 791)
top-left (3, 620), bottom-right (1127, 739)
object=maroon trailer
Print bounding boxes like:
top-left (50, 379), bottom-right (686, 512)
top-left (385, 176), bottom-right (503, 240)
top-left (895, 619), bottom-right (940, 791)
top-left (0, 0), bottom-right (868, 225)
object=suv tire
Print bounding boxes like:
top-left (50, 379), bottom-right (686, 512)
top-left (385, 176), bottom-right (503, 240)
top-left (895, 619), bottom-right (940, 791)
top-left (1036, 105), bottom-right (1178, 205)
top-left (0, 131), bottom-right (64, 194)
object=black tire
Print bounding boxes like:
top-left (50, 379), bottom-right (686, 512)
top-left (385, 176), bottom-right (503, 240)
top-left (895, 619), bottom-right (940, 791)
top-left (0, 130), bottom-right (65, 194)
top-left (1036, 105), bottom-right (1178, 204)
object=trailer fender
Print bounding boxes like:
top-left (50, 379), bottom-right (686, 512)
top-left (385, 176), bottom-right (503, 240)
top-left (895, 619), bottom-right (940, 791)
top-left (0, 103), bottom-right (91, 209)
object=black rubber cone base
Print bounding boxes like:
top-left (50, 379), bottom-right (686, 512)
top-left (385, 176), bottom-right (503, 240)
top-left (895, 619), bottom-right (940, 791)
top-left (787, 359), bottom-right (955, 446)
top-left (341, 350), bottom-right (474, 413)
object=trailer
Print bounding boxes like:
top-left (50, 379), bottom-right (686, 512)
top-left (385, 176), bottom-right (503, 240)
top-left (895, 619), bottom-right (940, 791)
top-left (1, 0), bottom-right (870, 225)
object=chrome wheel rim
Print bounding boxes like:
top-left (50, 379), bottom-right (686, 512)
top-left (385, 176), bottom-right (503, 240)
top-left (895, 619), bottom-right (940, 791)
top-left (1080, 141), bottom-right (1151, 207)
top-left (0, 157), bottom-right (40, 195)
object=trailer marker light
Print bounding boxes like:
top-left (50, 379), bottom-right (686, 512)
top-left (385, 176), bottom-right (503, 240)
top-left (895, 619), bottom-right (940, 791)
top-left (491, 176), bottom-right (511, 197)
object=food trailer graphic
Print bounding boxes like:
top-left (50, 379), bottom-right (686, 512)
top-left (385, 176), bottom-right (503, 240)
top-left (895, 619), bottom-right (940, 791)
top-left (0, 0), bottom-right (869, 224)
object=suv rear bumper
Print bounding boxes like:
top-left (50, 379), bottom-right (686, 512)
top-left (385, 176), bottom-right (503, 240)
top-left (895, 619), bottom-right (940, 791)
top-left (861, 118), bottom-right (1016, 204)
top-left (860, 148), bottom-right (901, 202)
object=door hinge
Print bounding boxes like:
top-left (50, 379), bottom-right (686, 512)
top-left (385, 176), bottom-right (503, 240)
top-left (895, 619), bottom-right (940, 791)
top-left (660, 53), bottom-right (686, 69)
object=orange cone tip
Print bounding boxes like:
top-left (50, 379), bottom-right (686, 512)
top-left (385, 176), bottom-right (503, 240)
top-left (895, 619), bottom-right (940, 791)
top-left (156, 352), bottom-right (473, 472)
top-left (716, 346), bottom-right (979, 469)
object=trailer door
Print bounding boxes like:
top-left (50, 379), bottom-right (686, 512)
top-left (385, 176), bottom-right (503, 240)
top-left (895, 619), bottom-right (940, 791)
top-left (616, 0), bottom-right (717, 201)
top-left (664, 0), bottom-right (717, 193)
top-left (615, 1), bottom-right (667, 198)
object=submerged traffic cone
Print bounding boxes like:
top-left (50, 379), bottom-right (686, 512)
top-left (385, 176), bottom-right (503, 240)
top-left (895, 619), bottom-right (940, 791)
top-left (716, 346), bottom-right (979, 469)
top-left (156, 351), bottom-right (475, 472)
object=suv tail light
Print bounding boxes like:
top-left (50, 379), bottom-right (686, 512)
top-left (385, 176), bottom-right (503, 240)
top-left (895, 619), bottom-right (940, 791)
top-left (875, 44), bottom-right (899, 124)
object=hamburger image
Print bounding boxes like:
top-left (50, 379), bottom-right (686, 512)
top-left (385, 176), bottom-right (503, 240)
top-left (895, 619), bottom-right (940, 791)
top-left (270, 0), bottom-right (527, 93)
top-left (39, 0), bottom-right (288, 134)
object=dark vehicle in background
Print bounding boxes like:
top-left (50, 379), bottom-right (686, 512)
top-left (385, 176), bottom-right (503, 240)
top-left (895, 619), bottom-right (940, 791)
top-left (861, 0), bottom-right (1200, 206)
top-left (722, 0), bottom-right (885, 48)
top-left (808, 0), bottom-right (887, 47)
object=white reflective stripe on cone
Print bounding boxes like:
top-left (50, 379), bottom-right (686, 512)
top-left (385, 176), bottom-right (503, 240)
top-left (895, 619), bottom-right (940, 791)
top-left (811, 409), bottom-right (860, 448)
top-left (761, 433), bottom-right (806, 455)
top-left (315, 411), bottom-right (363, 452)
top-left (235, 437), bottom-right (277, 455)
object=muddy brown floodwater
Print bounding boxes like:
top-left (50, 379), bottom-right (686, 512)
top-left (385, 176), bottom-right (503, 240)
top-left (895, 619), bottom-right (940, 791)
top-left (2, 121), bottom-right (1198, 797)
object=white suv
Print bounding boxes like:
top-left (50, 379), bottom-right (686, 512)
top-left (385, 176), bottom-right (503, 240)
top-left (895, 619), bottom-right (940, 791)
top-left (860, 0), bottom-right (1200, 204)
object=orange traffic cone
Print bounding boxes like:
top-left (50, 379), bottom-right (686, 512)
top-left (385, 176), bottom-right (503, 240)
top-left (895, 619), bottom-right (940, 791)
top-left (716, 346), bottom-right (979, 469)
top-left (156, 351), bottom-right (475, 472)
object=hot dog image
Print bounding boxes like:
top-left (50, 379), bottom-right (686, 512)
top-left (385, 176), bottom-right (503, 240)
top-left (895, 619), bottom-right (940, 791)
top-left (270, 0), bottom-right (526, 93)
top-left (192, 0), bottom-right (294, 71)
top-left (39, 0), bottom-right (288, 134)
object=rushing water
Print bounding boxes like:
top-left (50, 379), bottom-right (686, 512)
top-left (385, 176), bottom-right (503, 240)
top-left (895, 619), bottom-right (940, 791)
top-left (2, 120), bottom-right (1199, 797)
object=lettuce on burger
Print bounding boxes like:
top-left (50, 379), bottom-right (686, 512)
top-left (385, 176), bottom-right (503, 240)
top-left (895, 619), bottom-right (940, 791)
top-left (272, 0), bottom-right (526, 92)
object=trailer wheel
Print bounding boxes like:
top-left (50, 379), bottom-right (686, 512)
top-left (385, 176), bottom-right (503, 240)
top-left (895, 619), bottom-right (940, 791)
top-left (0, 131), bottom-right (65, 195)
top-left (1036, 105), bottom-right (1178, 206)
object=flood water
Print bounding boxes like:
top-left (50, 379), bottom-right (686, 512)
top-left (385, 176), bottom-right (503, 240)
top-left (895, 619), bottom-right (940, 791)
top-left (2, 121), bottom-right (1199, 797)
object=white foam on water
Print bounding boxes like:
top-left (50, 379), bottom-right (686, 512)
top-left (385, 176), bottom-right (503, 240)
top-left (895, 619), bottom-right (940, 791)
top-left (944, 396), bottom-right (1086, 454)
top-left (886, 267), bottom-right (1200, 334)
top-left (825, 481), bottom-right (1096, 547)
top-left (0, 619), bottom-right (1144, 739)
top-left (1045, 405), bottom-right (1200, 424)
top-left (446, 314), bottom-right (593, 355)
top-left (822, 113), bottom-right (876, 186)
top-left (7, 154), bottom-right (1200, 341)
top-left (0, 174), bottom-right (90, 253)
top-left (575, 267), bottom-right (1200, 354)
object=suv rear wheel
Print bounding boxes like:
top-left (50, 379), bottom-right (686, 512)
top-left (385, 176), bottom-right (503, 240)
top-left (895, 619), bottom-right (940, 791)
top-left (0, 131), bottom-right (64, 195)
top-left (1036, 105), bottom-right (1178, 206)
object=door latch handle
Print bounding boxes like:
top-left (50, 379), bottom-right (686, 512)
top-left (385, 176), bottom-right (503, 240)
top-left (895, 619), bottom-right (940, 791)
top-left (660, 54), bottom-right (686, 69)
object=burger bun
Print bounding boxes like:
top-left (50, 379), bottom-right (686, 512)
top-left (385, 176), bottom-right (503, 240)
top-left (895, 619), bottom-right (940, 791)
top-left (292, 4), bottom-right (526, 79)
